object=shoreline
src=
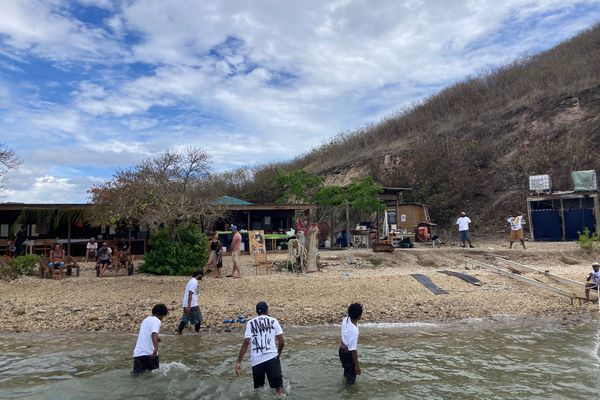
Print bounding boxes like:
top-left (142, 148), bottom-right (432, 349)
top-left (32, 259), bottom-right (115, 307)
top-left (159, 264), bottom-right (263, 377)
top-left (1, 240), bottom-right (599, 333)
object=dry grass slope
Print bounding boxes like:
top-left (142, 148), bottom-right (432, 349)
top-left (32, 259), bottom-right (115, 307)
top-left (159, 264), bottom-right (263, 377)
top-left (221, 24), bottom-right (600, 228)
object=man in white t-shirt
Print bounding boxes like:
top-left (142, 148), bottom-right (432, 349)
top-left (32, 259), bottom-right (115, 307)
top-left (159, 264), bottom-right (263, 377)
top-left (177, 269), bottom-right (204, 335)
top-left (85, 237), bottom-right (98, 262)
top-left (507, 212), bottom-right (526, 249)
top-left (235, 301), bottom-right (285, 395)
top-left (456, 211), bottom-right (475, 248)
top-left (585, 262), bottom-right (600, 300)
top-left (132, 303), bottom-right (169, 373)
top-left (339, 303), bottom-right (363, 385)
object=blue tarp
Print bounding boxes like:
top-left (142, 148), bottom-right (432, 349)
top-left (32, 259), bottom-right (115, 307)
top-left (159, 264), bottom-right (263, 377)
top-left (564, 208), bottom-right (596, 240)
top-left (531, 209), bottom-right (562, 241)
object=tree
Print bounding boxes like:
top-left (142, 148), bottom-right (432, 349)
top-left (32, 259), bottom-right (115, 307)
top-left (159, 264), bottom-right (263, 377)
top-left (0, 143), bottom-right (21, 192)
top-left (89, 147), bottom-right (218, 239)
top-left (89, 147), bottom-right (220, 276)
top-left (278, 169), bottom-right (384, 213)
top-left (276, 169), bottom-right (324, 204)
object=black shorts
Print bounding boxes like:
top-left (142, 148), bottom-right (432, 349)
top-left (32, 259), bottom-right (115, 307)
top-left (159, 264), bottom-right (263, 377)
top-left (99, 259), bottom-right (111, 265)
top-left (252, 356), bottom-right (283, 389)
top-left (132, 355), bottom-right (159, 373)
top-left (339, 347), bottom-right (356, 385)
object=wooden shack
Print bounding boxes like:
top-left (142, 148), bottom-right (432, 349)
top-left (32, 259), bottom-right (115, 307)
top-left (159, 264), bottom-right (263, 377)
top-left (527, 191), bottom-right (599, 241)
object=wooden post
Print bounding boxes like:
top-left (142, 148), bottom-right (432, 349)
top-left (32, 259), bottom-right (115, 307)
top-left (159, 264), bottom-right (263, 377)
top-left (247, 211), bottom-right (251, 231)
top-left (67, 215), bottom-right (72, 256)
top-left (345, 201), bottom-right (351, 248)
top-left (594, 194), bottom-right (600, 234)
top-left (526, 198), bottom-right (534, 241)
top-left (560, 198), bottom-right (566, 240)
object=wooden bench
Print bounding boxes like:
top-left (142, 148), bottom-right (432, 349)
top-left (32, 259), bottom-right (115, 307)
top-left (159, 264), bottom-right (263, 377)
top-left (39, 255), bottom-right (80, 278)
top-left (0, 239), bottom-right (12, 258)
top-left (97, 249), bottom-right (134, 277)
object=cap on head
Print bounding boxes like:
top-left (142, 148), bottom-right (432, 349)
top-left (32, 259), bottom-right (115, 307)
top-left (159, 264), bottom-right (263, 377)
top-left (256, 301), bottom-right (268, 315)
top-left (231, 225), bottom-right (238, 232)
top-left (460, 211), bottom-right (466, 216)
top-left (593, 262), bottom-right (600, 269)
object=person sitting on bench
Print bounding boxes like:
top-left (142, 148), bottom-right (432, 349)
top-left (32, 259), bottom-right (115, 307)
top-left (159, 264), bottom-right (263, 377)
top-left (96, 242), bottom-right (112, 277)
top-left (48, 243), bottom-right (65, 280)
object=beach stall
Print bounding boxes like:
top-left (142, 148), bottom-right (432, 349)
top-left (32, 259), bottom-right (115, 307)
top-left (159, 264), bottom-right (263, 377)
top-left (526, 171), bottom-right (599, 241)
top-left (0, 203), bottom-right (148, 256)
top-left (210, 196), bottom-right (316, 252)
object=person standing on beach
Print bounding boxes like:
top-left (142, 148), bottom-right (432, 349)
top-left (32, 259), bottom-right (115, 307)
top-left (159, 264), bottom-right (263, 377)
top-left (132, 303), bottom-right (168, 373)
top-left (204, 232), bottom-right (221, 276)
top-left (229, 225), bottom-right (242, 278)
top-left (235, 301), bottom-right (285, 395)
top-left (85, 237), bottom-right (98, 262)
top-left (13, 225), bottom-right (26, 256)
top-left (339, 303), bottom-right (363, 385)
top-left (507, 212), bottom-right (526, 249)
top-left (177, 269), bottom-right (204, 335)
top-left (456, 211), bottom-right (475, 248)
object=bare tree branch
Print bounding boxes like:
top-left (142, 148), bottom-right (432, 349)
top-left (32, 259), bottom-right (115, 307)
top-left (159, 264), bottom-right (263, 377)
top-left (0, 143), bottom-right (21, 191)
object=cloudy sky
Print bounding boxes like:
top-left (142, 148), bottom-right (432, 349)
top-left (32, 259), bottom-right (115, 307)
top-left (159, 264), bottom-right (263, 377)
top-left (1, 0), bottom-right (599, 203)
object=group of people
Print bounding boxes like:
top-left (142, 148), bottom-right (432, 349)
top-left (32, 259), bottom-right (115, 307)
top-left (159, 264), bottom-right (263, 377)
top-left (133, 268), bottom-right (364, 394)
top-left (85, 237), bottom-right (133, 277)
top-left (203, 225), bottom-right (243, 279)
top-left (456, 211), bottom-right (527, 249)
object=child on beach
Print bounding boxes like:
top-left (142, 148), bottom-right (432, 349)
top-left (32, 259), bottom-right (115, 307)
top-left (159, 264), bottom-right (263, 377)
top-left (235, 301), bottom-right (285, 395)
top-left (339, 303), bottom-right (363, 385)
top-left (132, 303), bottom-right (168, 373)
top-left (177, 269), bottom-right (204, 335)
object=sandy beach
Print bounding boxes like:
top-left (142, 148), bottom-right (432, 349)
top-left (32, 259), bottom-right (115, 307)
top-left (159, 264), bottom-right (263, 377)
top-left (1, 240), bottom-right (599, 333)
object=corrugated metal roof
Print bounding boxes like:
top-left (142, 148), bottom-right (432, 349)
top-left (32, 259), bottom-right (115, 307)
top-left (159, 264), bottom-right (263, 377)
top-left (214, 196), bottom-right (253, 205)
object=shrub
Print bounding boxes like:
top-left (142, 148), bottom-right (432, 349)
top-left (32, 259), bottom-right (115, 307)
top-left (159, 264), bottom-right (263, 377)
top-left (9, 254), bottom-right (40, 276)
top-left (577, 228), bottom-right (599, 253)
top-left (139, 225), bottom-right (209, 276)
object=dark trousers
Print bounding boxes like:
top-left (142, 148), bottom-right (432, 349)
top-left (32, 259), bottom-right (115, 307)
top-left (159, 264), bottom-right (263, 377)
top-left (339, 347), bottom-right (356, 385)
top-left (132, 355), bottom-right (159, 373)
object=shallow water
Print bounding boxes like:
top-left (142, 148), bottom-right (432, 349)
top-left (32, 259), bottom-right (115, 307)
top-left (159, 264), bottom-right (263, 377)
top-left (1, 318), bottom-right (599, 399)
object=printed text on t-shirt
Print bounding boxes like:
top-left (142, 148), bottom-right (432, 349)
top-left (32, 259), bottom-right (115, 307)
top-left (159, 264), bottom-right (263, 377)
top-left (250, 318), bottom-right (275, 354)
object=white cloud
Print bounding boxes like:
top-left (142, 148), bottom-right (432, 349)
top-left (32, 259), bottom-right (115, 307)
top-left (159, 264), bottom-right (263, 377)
top-left (3, 175), bottom-right (80, 203)
top-left (0, 0), bottom-right (126, 63)
top-left (1, 0), bottom-right (599, 203)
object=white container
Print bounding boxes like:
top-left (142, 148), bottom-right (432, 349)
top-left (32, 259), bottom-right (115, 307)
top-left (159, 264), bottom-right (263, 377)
top-left (324, 240), bottom-right (331, 248)
top-left (529, 174), bottom-right (552, 194)
top-left (241, 242), bottom-right (245, 251)
top-left (222, 246), bottom-right (226, 253)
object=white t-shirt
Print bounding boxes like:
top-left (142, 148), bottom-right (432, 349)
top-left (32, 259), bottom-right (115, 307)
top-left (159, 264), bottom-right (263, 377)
top-left (86, 241), bottom-right (98, 250)
top-left (507, 216), bottom-right (524, 231)
top-left (133, 316), bottom-right (161, 357)
top-left (341, 316), bottom-right (359, 351)
top-left (182, 278), bottom-right (199, 308)
top-left (456, 217), bottom-right (471, 232)
top-left (244, 315), bottom-right (283, 366)
top-left (590, 271), bottom-right (600, 286)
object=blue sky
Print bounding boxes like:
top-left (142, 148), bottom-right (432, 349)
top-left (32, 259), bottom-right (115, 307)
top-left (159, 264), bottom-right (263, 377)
top-left (1, 0), bottom-right (599, 203)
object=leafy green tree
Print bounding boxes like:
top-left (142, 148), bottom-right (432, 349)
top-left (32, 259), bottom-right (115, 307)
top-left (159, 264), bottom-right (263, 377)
top-left (278, 169), bottom-right (384, 213)
top-left (276, 169), bottom-right (324, 204)
top-left (140, 225), bottom-right (209, 276)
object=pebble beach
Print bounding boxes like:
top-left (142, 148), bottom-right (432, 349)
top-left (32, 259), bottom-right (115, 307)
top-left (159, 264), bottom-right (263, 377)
top-left (1, 240), bottom-right (599, 333)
